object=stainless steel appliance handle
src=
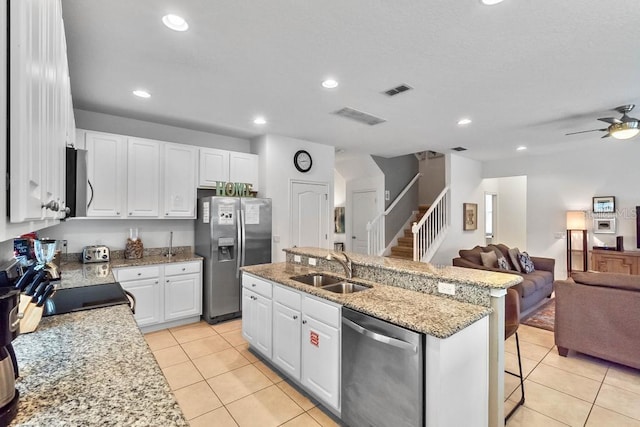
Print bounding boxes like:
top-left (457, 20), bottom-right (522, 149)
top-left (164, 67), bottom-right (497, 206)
top-left (87, 179), bottom-right (94, 208)
top-left (240, 208), bottom-right (246, 267)
top-left (342, 317), bottom-right (417, 353)
top-left (236, 209), bottom-right (242, 278)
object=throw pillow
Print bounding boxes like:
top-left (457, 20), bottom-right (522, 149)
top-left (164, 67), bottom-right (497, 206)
top-left (497, 255), bottom-right (510, 270)
top-left (518, 252), bottom-right (535, 273)
top-left (480, 251), bottom-right (498, 268)
top-left (508, 247), bottom-right (522, 273)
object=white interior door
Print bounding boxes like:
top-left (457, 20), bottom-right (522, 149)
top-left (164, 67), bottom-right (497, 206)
top-left (351, 190), bottom-right (377, 254)
top-left (291, 181), bottom-right (329, 248)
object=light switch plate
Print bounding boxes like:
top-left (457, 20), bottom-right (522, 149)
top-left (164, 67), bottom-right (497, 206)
top-left (438, 282), bottom-right (456, 295)
top-left (554, 232), bottom-right (565, 239)
top-left (294, 255), bottom-right (301, 263)
top-left (385, 190), bottom-right (390, 201)
top-left (308, 258), bottom-right (317, 266)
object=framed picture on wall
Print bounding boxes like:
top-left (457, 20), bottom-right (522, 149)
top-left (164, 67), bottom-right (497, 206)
top-left (594, 218), bottom-right (616, 234)
top-left (463, 203), bottom-right (478, 231)
top-left (593, 196), bottom-right (615, 213)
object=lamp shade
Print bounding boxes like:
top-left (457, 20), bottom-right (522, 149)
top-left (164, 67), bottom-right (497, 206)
top-left (566, 211), bottom-right (587, 230)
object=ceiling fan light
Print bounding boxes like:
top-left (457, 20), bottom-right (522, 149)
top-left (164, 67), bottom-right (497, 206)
top-left (609, 122), bottom-right (640, 140)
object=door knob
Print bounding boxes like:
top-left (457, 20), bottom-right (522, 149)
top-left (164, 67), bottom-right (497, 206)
top-left (352, 236), bottom-right (356, 239)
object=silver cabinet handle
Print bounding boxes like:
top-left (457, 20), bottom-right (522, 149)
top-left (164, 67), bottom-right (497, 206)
top-left (293, 315), bottom-right (298, 320)
top-left (182, 268), bottom-right (186, 271)
top-left (342, 317), bottom-right (417, 352)
top-left (302, 320), bottom-right (307, 324)
top-left (137, 273), bottom-right (142, 276)
top-left (166, 279), bottom-right (170, 283)
top-left (129, 212), bottom-right (132, 215)
top-left (252, 283), bottom-right (256, 287)
top-left (154, 281), bottom-right (158, 284)
top-left (116, 211), bottom-right (120, 215)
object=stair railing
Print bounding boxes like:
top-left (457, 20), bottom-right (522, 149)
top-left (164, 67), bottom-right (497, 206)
top-left (367, 173), bottom-right (422, 256)
top-left (412, 186), bottom-right (450, 262)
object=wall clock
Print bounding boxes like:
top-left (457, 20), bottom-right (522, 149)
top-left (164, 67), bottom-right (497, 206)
top-left (293, 150), bottom-right (312, 173)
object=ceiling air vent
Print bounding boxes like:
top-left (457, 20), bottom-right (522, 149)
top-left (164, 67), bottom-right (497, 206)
top-left (383, 84), bottom-right (413, 97)
top-left (451, 146), bottom-right (468, 152)
top-left (332, 107), bottom-right (386, 126)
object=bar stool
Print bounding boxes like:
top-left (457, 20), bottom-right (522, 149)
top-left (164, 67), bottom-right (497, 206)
top-left (505, 288), bottom-right (525, 421)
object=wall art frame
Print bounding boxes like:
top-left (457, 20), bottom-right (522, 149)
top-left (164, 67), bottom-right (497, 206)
top-left (592, 196), bottom-right (615, 213)
top-left (463, 203), bottom-right (478, 231)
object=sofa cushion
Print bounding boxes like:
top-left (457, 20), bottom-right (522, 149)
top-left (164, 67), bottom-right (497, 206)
top-left (459, 246), bottom-right (484, 265)
top-left (571, 271), bottom-right (640, 291)
top-left (508, 247), bottom-right (523, 273)
top-left (527, 271), bottom-right (553, 291)
top-left (497, 256), bottom-right (510, 270)
top-left (480, 251), bottom-right (498, 268)
top-left (518, 252), bottom-right (536, 273)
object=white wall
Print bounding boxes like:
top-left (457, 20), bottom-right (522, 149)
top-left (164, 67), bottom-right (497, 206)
top-left (39, 219), bottom-right (194, 253)
top-left (483, 176), bottom-right (527, 249)
top-left (430, 153), bottom-right (485, 266)
top-left (483, 140), bottom-right (640, 278)
top-left (251, 134), bottom-right (335, 262)
top-left (74, 109), bottom-right (251, 152)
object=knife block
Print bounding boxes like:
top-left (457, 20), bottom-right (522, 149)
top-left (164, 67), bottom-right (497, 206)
top-left (18, 294), bottom-right (43, 334)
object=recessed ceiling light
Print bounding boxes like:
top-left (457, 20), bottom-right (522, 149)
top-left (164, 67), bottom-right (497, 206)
top-left (162, 14), bottom-right (189, 31)
top-left (133, 89), bottom-right (151, 98)
top-left (481, 0), bottom-right (505, 5)
top-left (457, 118), bottom-right (472, 126)
top-left (253, 117), bottom-right (267, 125)
top-left (322, 79), bottom-right (339, 89)
top-left (516, 146), bottom-right (527, 151)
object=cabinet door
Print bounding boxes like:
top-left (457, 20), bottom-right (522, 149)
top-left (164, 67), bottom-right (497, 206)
top-left (199, 148), bottom-right (229, 187)
top-left (302, 315), bottom-right (340, 410)
top-left (120, 278), bottom-right (162, 327)
top-left (242, 288), bottom-right (256, 344)
top-left (164, 273), bottom-right (201, 320)
top-left (229, 152), bottom-right (259, 191)
top-left (127, 138), bottom-right (161, 217)
top-left (273, 302), bottom-right (301, 380)
top-left (85, 131), bottom-right (126, 217)
top-left (163, 143), bottom-right (197, 217)
top-left (254, 293), bottom-right (273, 358)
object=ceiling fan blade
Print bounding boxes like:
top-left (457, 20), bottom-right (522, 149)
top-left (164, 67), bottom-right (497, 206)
top-left (565, 129), bottom-right (607, 136)
top-left (601, 133), bottom-right (611, 139)
top-left (598, 117), bottom-right (622, 124)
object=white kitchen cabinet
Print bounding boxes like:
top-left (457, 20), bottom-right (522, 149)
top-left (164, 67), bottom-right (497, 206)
top-left (85, 131), bottom-right (126, 218)
top-left (163, 143), bottom-right (197, 218)
top-left (229, 152), bottom-right (259, 192)
top-left (301, 295), bottom-right (341, 411)
top-left (273, 301), bottom-right (302, 380)
top-left (127, 137), bottom-right (161, 217)
top-left (199, 148), bottom-right (229, 187)
top-left (9, 0), bottom-right (72, 223)
top-left (114, 261), bottom-right (202, 331)
top-left (164, 261), bottom-right (202, 320)
top-left (242, 274), bottom-right (273, 358)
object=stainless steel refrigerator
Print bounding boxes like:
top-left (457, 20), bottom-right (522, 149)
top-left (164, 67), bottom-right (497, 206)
top-left (195, 195), bottom-right (272, 324)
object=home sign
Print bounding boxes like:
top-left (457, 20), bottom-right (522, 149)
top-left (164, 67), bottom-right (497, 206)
top-left (216, 181), bottom-right (254, 197)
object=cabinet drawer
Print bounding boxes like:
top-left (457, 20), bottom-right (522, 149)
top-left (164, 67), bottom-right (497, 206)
top-left (165, 261), bottom-right (201, 276)
top-left (242, 273), bottom-right (272, 298)
top-left (302, 295), bottom-right (340, 328)
top-left (274, 285), bottom-right (301, 311)
top-left (116, 265), bottom-right (160, 282)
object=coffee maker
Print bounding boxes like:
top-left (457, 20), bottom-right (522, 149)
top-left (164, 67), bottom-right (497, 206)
top-left (0, 287), bottom-right (20, 425)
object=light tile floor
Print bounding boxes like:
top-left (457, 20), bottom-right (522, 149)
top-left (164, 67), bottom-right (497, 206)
top-left (145, 319), bottom-right (342, 427)
top-left (145, 319), bottom-right (640, 427)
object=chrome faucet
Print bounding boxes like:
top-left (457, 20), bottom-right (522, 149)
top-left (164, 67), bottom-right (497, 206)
top-left (326, 252), bottom-right (352, 279)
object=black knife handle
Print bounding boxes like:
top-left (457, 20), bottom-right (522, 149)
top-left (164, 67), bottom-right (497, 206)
top-left (15, 266), bottom-right (37, 291)
top-left (36, 284), bottom-right (56, 307)
top-left (31, 280), bottom-right (50, 303)
top-left (25, 270), bottom-right (46, 296)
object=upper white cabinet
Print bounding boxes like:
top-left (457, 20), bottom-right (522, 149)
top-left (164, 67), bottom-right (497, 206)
top-left (127, 138), bottom-right (161, 217)
top-left (199, 148), bottom-right (229, 187)
top-left (199, 148), bottom-right (259, 191)
top-left (164, 143), bottom-right (197, 217)
top-left (8, 0), bottom-right (73, 223)
top-left (85, 131), bottom-right (126, 218)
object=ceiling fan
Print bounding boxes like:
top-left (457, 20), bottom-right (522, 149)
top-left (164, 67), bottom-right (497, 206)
top-left (565, 105), bottom-right (640, 140)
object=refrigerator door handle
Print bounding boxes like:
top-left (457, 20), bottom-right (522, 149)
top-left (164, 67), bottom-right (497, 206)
top-left (236, 209), bottom-right (242, 278)
top-left (240, 208), bottom-right (247, 268)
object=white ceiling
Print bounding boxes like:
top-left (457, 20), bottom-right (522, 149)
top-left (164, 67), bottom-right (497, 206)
top-left (61, 0), bottom-right (640, 160)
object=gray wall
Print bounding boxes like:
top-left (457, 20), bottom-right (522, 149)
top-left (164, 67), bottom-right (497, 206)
top-left (372, 154), bottom-right (419, 246)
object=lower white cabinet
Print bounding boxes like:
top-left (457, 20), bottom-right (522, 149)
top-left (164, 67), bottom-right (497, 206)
top-left (273, 301), bottom-right (302, 380)
top-left (242, 274), bottom-right (273, 358)
top-left (114, 261), bottom-right (202, 330)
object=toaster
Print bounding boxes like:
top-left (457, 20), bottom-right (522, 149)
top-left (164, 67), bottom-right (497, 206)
top-left (82, 246), bottom-right (110, 263)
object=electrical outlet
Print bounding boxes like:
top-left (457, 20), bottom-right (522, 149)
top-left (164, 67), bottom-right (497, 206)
top-left (385, 190), bottom-right (390, 201)
top-left (308, 258), bottom-right (317, 266)
top-left (294, 255), bottom-right (301, 263)
top-left (554, 232), bottom-right (565, 239)
top-left (438, 282), bottom-right (456, 295)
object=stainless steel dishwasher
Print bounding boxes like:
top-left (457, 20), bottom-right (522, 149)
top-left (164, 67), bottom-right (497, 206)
top-left (341, 307), bottom-right (424, 427)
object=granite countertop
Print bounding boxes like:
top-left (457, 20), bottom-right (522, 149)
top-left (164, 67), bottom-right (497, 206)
top-left (285, 247), bottom-right (522, 289)
top-left (242, 263), bottom-right (492, 339)
top-left (10, 305), bottom-right (186, 426)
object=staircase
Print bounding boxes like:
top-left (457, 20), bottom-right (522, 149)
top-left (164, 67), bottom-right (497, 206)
top-left (389, 204), bottom-right (430, 259)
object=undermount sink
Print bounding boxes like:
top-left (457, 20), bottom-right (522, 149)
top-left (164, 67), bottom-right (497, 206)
top-left (289, 274), bottom-right (370, 294)
top-left (321, 282), bottom-right (370, 294)
top-left (290, 273), bottom-right (343, 287)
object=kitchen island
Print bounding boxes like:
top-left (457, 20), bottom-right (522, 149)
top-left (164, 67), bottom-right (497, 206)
top-left (10, 262), bottom-right (187, 426)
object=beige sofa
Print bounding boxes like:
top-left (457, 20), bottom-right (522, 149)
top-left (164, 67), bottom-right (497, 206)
top-left (452, 244), bottom-right (555, 312)
top-left (554, 271), bottom-right (640, 369)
